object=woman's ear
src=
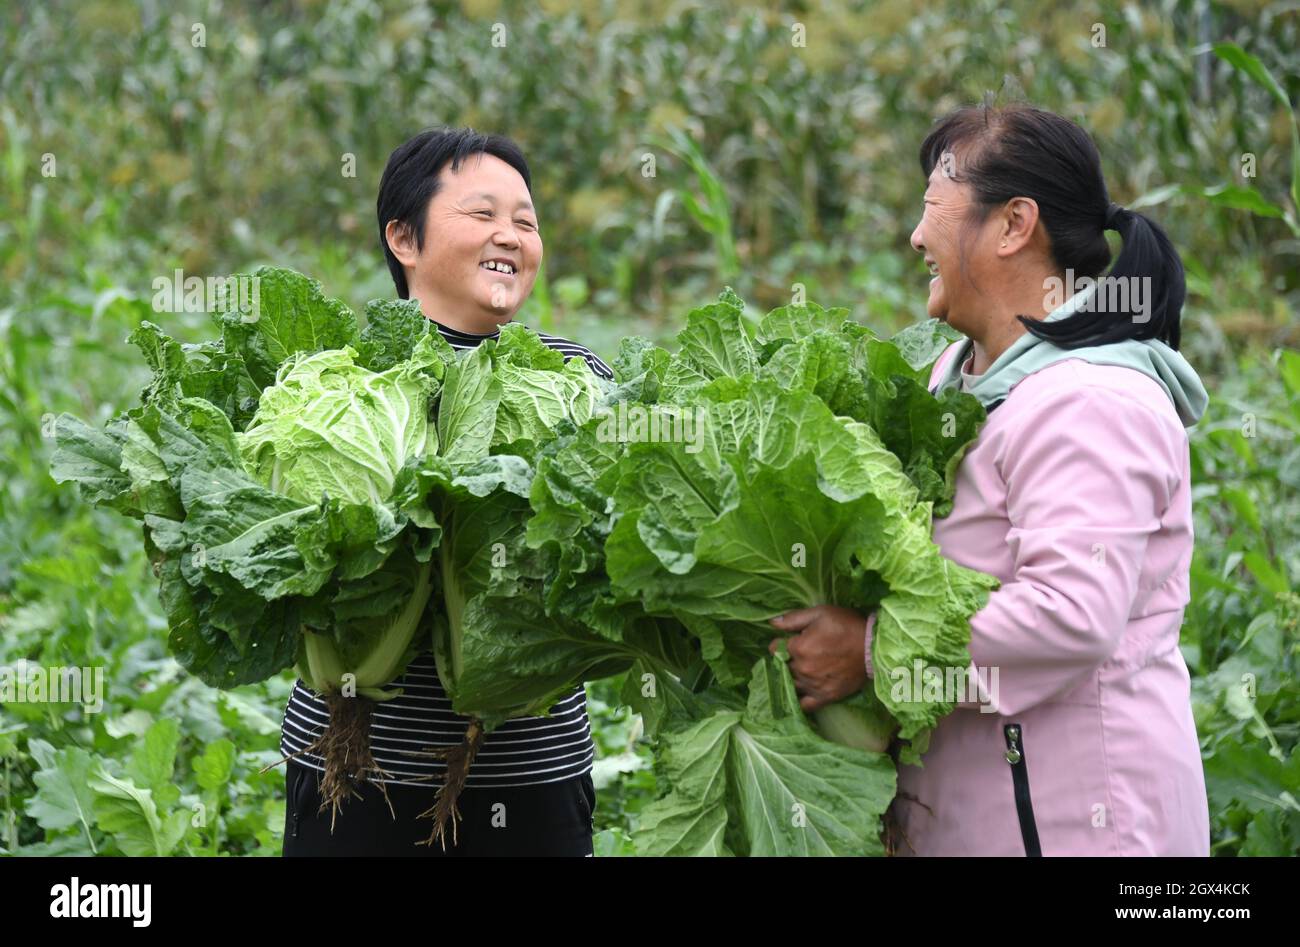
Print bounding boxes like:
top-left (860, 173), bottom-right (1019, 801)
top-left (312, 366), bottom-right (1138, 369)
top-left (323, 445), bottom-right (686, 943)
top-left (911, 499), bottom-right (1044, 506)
top-left (385, 219), bottom-right (419, 267)
top-left (998, 196), bottom-right (1040, 257)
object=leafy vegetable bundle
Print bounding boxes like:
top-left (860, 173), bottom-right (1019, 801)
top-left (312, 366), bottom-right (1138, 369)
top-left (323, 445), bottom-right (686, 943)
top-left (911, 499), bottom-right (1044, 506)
top-left (517, 289), bottom-right (999, 855)
top-left (48, 266), bottom-right (610, 835)
top-left (52, 267), bottom-right (997, 855)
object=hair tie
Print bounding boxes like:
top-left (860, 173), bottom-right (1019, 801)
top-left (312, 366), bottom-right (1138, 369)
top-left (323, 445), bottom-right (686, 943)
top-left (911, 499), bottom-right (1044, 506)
top-left (1105, 202), bottom-right (1127, 230)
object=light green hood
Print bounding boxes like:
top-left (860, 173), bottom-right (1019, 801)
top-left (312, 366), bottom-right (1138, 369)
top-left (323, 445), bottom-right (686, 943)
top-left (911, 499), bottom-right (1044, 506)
top-left (931, 281), bottom-right (1208, 427)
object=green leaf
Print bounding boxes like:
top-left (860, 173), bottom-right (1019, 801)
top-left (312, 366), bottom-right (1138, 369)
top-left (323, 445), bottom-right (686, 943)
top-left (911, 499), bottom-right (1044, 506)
top-left (592, 828), bottom-right (637, 857)
top-left (862, 504), bottom-right (998, 757)
top-left (757, 331), bottom-right (855, 410)
top-left (49, 414), bottom-right (136, 515)
top-left (635, 710), bottom-right (738, 856)
top-left (635, 656), bottom-right (896, 856)
top-left (612, 336), bottom-right (672, 387)
top-left (618, 658), bottom-right (736, 741)
top-left (89, 765), bottom-right (189, 857)
top-left (128, 320), bottom-right (187, 402)
top-left (438, 345), bottom-right (502, 464)
top-left (1210, 45), bottom-right (1299, 227)
top-left (668, 290), bottom-right (758, 390)
top-left (494, 322), bottom-right (567, 371)
top-left (358, 297), bottom-right (437, 371)
top-left (1277, 350), bottom-right (1300, 402)
top-left (1240, 808), bottom-right (1300, 857)
top-left (728, 658), bottom-right (896, 855)
top-left (857, 339), bottom-right (986, 515)
top-left (215, 692), bottom-right (281, 737)
top-left (1128, 183), bottom-right (1184, 211)
top-left (193, 738), bottom-right (237, 793)
top-left (1203, 741), bottom-right (1300, 817)
top-left (1212, 43), bottom-right (1292, 111)
top-left (445, 592), bottom-right (634, 728)
top-left (492, 358), bottom-right (601, 450)
top-left (24, 740), bottom-right (100, 850)
top-left (1199, 184), bottom-right (1285, 219)
top-left (890, 318), bottom-right (962, 372)
top-left (1220, 487), bottom-right (1262, 536)
top-left (125, 717), bottom-right (182, 809)
top-left (1242, 551), bottom-right (1290, 596)
top-left (755, 301), bottom-right (851, 345)
top-left (217, 266), bottom-right (361, 390)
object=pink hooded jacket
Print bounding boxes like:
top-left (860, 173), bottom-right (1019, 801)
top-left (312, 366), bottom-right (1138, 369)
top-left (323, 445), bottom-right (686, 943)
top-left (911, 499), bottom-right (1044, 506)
top-left (884, 343), bottom-right (1211, 856)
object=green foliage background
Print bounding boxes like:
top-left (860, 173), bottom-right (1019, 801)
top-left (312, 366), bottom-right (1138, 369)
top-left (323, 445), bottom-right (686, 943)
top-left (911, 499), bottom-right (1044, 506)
top-left (1, 0), bottom-right (1296, 856)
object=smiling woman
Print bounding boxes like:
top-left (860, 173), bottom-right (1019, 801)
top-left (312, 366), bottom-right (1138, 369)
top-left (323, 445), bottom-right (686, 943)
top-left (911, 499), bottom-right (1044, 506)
top-left (279, 127), bottom-right (613, 857)
top-left (377, 131), bottom-right (543, 334)
top-left (776, 102), bottom-right (1211, 856)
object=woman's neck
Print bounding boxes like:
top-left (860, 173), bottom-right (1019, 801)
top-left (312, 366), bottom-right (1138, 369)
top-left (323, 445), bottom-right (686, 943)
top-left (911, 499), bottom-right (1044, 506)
top-left (967, 267), bottom-right (1062, 374)
top-left (409, 284), bottom-right (505, 336)
top-left (969, 322), bottom-right (1026, 375)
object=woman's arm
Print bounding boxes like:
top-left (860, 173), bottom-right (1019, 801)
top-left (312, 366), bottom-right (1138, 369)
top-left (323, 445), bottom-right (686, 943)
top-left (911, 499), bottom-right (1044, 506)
top-left (948, 380), bottom-right (1184, 716)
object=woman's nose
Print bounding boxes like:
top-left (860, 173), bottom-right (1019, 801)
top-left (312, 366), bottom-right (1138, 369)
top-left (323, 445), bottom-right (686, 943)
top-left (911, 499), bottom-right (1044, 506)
top-left (909, 222), bottom-right (925, 254)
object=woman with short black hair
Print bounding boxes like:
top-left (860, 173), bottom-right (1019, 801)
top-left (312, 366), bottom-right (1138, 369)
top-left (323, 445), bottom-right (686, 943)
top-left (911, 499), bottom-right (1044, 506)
top-left (281, 127), bottom-right (609, 856)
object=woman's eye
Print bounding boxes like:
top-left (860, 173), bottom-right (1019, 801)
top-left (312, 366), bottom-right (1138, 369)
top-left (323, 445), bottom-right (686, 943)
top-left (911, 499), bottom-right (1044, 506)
top-left (473, 209), bottom-right (494, 218)
top-left (515, 219), bottom-right (537, 231)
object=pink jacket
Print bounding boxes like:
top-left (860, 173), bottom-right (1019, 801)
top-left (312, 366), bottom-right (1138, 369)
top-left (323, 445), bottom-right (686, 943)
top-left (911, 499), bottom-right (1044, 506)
top-left (887, 344), bottom-right (1210, 856)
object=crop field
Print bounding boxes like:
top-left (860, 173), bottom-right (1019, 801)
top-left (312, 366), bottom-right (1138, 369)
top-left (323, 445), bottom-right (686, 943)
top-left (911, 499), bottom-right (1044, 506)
top-left (0, 0), bottom-right (1296, 864)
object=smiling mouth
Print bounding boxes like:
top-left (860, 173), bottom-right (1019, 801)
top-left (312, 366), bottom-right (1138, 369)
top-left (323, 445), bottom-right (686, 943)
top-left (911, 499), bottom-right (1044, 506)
top-left (480, 260), bottom-right (517, 276)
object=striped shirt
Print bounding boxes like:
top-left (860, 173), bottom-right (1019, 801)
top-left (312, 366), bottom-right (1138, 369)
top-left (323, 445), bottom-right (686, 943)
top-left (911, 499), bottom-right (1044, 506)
top-left (280, 318), bottom-right (614, 788)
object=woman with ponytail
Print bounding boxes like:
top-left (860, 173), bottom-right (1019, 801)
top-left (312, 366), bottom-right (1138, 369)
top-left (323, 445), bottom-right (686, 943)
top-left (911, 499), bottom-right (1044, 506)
top-left (766, 102), bottom-right (1211, 856)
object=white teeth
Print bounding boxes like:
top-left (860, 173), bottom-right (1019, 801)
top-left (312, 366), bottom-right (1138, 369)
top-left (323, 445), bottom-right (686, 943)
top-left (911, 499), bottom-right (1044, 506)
top-left (482, 261), bottom-right (515, 274)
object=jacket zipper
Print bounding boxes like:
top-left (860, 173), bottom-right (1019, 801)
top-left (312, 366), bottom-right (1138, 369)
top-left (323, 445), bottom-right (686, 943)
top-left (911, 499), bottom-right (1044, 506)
top-left (1003, 724), bottom-right (1042, 857)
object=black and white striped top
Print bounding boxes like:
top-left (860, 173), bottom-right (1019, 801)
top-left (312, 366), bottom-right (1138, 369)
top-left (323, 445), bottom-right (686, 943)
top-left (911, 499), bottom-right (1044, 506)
top-left (280, 319), bottom-right (614, 788)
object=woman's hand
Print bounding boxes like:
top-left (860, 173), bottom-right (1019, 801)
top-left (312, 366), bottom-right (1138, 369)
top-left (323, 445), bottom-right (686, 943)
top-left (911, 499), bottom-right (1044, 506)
top-left (769, 605), bottom-right (871, 712)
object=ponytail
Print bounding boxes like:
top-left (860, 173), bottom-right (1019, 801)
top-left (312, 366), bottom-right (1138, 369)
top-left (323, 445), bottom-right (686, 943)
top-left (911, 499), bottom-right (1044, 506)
top-left (1019, 203), bottom-right (1186, 350)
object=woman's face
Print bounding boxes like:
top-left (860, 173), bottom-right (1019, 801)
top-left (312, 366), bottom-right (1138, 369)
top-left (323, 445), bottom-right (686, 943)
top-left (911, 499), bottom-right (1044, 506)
top-left (397, 153), bottom-right (542, 328)
top-left (908, 162), bottom-right (1001, 337)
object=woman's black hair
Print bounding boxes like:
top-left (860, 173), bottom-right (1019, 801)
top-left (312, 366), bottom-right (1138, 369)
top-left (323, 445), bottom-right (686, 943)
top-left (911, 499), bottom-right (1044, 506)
top-left (376, 127), bottom-right (532, 299)
top-left (918, 101), bottom-right (1185, 350)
